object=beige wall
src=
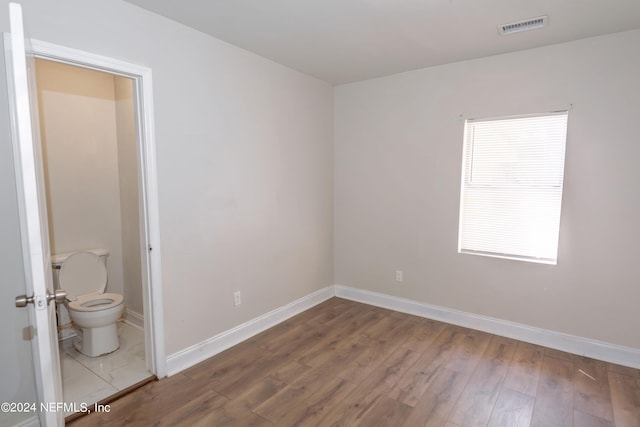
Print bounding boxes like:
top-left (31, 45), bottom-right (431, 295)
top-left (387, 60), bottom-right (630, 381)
top-left (114, 76), bottom-right (143, 316)
top-left (35, 60), bottom-right (143, 315)
top-left (35, 59), bottom-right (126, 298)
top-left (335, 29), bottom-right (640, 350)
top-left (0, 0), bottom-right (334, 357)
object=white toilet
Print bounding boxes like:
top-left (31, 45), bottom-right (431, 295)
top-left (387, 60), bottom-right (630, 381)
top-left (52, 249), bottom-right (124, 357)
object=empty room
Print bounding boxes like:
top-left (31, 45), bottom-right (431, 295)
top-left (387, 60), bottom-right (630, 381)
top-left (1, 1), bottom-right (639, 426)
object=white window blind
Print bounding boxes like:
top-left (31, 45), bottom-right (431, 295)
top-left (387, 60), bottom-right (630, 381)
top-left (458, 112), bottom-right (568, 264)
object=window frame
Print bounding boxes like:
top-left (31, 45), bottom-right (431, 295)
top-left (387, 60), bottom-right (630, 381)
top-left (457, 111), bottom-right (569, 264)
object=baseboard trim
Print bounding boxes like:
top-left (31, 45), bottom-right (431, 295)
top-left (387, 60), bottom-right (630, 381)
top-left (166, 286), bottom-right (335, 376)
top-left (334, 285), bottom-right (640, 370)
top-left (124, 309), bottom-right (144, 330)
top-left (165, 284), bottom-right (640, 375)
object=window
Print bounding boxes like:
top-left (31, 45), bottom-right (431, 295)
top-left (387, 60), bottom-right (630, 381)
top-left (458, 112), bottom-right (568, 264)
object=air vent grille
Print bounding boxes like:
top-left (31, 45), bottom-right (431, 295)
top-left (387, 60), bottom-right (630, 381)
top-left (499, 16), bottom-right (548, 35)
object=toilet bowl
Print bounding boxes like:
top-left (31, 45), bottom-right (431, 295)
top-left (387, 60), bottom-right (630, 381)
top-left (54, 249), bottom-right (124, 357)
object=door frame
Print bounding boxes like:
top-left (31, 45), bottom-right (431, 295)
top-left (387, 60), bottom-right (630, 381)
top-left (29, 39), bottom-right (167, 378)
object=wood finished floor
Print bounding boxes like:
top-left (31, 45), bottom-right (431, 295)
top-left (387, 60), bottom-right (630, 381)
top-left (70, 298), bottom-right (640, 427)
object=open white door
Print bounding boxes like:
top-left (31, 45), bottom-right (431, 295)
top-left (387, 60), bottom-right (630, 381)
top-left (5, 3), bottom-right (64, 426)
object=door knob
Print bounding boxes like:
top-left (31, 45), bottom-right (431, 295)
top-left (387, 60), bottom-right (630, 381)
top-left (14, 294), bottom-right (34, 307)
top-left (15, 289), bottom-right (66, 308)
top-left (47, 289), bottom-right (66, 304)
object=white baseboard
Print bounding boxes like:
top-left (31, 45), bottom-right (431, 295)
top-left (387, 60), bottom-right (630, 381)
top-left (164, 284), bottom-right (640, 376)
top-left (166, 286), bottom-right (335, 376)
top-left (124, 309), bottom-right (144, 330)
top-left (334, 285), bottom-right (640, 370)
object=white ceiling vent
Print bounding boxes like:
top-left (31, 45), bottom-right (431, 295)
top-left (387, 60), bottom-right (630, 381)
top-left (498, 16), bottom-right (548, 35)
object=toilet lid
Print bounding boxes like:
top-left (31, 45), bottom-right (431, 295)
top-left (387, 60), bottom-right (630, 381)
top-left (58, 251), bottom-right (107, 301)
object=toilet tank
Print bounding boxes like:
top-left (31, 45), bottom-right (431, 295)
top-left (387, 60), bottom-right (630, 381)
top-left (51, 248), bottom-right (109, 289)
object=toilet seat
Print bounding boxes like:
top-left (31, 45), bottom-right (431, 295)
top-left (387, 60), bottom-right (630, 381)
top-left (68, 293), bottom-right (123, 312)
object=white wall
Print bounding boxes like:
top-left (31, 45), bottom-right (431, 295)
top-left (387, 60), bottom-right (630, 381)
top-left (35, 59), bottom-right (126, 299)
top-left (335, 30), bottom-right (640, 350)
top-left (0, 0), bottom-right (334, 357)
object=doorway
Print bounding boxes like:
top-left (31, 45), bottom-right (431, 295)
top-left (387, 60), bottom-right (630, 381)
top-left (34, 57), bottom-right (152, 415)
top-left (28, 39), bottom-right (166, 422)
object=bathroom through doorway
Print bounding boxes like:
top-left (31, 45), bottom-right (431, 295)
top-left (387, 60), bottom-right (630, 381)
top-left (32, 54), bottom-right (159, 419)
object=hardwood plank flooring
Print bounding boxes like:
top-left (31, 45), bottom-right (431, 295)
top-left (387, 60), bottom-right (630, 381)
top-left (502, 342), bottom-right (545, 397)
top-left (69, 297), bottom-right (640, 427)
top-left (487, 388), bottom-right (535, 427)
top-left (529, 351), bottom-right (574, 426)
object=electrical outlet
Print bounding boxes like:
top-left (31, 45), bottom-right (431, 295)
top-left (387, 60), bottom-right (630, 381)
top-left (234, 291), bottom-right (241, 307)
top-left (395, 270), bottom-right (403, 282)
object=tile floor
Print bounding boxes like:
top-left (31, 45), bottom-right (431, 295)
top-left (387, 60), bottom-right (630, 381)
top-left (60, 323), bottom-right (152, 416)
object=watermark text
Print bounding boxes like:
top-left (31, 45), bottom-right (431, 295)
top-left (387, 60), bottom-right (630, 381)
top-left (1, 401), bottom-right (110, 414)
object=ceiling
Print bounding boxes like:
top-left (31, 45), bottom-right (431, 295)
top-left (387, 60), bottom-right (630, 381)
top-left (125, 0), bottom-right (640, 85)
